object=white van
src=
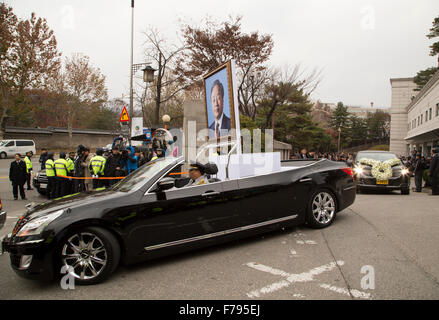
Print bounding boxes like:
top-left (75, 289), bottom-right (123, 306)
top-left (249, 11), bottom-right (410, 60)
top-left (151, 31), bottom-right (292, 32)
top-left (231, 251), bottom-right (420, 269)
top-left (0, 140), bottom-right (36, 159)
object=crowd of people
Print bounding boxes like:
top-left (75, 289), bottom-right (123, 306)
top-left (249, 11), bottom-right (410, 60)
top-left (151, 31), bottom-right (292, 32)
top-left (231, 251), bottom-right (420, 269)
top-left (292, 148), bottom-right (356, 166)
top-left (9, 140), bottom-right (171, 201)
top-left (291, 147), bottom-right (439, 195)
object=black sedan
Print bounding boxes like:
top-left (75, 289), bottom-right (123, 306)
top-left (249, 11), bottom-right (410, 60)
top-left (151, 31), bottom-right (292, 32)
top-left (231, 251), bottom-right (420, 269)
top-left (1, 156), bottom-right (356, 284)
top-left (353, 150), bottom-right (410, 195)
top-left (33, 169), bottom-right (48, 195)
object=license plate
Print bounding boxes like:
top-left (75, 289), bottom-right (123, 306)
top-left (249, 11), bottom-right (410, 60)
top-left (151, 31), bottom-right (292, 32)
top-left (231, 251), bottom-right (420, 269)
top-left (376, 180), bottom-right (388, 185)
top-left (39, 183), bottom-right (47, 189)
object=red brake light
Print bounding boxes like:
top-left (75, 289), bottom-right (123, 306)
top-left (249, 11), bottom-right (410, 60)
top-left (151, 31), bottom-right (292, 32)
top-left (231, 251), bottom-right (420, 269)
top-left (341, 167), bottom-right (353, 178)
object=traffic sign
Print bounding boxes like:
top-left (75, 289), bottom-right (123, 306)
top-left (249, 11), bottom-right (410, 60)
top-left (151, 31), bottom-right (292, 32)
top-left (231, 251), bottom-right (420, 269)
top-left (119, 106), bottom-right (130, 122)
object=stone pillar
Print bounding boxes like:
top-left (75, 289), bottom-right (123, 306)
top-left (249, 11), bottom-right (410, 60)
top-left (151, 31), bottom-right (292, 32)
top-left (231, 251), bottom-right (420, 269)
top-left (183, 99), bottom-right (207, 161)
top-left (389, 78), bottom-right (417, 156)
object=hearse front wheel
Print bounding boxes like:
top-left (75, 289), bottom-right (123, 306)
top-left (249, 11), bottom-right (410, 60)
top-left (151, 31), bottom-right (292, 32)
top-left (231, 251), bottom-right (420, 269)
top-left (306, 190), bottom-right (337, 229)
top-left (59, 227), bottom-right (120, 285)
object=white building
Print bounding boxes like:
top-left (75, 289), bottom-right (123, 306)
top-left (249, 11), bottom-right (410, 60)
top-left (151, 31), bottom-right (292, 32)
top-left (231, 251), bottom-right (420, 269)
top-left (347, 104), bottom-right (390, 119)
top-left (389, 72), bottom-right (439, 156)
top-left (405, 70), bottom-right (439, 156)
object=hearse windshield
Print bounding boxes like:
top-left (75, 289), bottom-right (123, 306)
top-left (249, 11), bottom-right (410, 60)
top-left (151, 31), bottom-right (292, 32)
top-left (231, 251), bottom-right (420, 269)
top-left (356, 152), bottom-right (398, 162)
top-left (112, 157), bottom-right (179, 192)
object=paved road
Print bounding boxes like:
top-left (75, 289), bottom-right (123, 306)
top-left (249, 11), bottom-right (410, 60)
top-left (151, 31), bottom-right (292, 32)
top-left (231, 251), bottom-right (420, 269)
top-left (0, 158), bottom-right (438, 299)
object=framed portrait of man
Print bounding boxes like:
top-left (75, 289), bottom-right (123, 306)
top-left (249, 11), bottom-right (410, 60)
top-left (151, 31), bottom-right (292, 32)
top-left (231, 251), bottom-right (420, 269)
top-left (203, 61), bottom-right (236, 140)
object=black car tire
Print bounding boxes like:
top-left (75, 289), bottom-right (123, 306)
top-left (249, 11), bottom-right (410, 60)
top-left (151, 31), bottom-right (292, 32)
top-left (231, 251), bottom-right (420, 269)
top-left (401, 188), bottom-right (410, 195)
top-left (57, 226), bottom-right (120, 285)
top-left (306, 189), bottom-right (337, 229)
top-left (0, 152), bottom-right (6, 159)
top-left (37, 188), bottom-right (46, 196)
top-left (356, 185), bottom-right (361, 194)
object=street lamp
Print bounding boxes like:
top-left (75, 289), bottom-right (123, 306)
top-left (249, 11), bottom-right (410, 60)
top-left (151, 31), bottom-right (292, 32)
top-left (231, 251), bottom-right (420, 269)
top-left (337, 126), bottom-right (342, 153)
top-left (162, 114), bottom-right (171, 130)
top-left (142, 65), bottom-right (156, 83)
top-left (129, 63), bottom-right (156, 141)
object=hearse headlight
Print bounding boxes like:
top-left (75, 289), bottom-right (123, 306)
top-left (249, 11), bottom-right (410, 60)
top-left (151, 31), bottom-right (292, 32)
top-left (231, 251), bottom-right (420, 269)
top-left (16, 209), bottom-right (65, 238)
top-left (354, 166), bottom-right (363, 174)
top-left (401, 168), bottom-right (409, 175)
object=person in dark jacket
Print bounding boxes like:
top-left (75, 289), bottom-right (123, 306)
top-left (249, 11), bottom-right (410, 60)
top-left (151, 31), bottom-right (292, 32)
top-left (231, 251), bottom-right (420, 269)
top-left (39, 148), bottom-right (48, 170)
top-left (413, 153), bottom-right (425, 192)
top-left (74, 145), bottom-right (87, 193)
top-left (9, 153), bottom-right (27, 200)
top-left (430, 148), bottom-right (439, 195)
top-left (104, 146), bottom-right (123, 186)
top-left (297, 148), bottom-right (311, 159)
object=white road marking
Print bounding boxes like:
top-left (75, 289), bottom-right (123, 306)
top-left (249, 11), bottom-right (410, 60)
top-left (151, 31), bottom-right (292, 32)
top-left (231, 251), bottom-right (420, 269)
top-left (246, 261), bottom-right (345, 298)
top-left (296, 240), bottom-right (317, 245)
top-left (290, 249), bottom-right (298, 256)
top-left (319, 283), bottom-right (371, 299)
top-left (6, 216), bottom-right (17, 219)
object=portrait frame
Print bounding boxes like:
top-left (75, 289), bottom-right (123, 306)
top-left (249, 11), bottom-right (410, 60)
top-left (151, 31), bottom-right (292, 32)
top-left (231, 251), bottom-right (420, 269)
top-left (203, 60), bottom-right (237, 141)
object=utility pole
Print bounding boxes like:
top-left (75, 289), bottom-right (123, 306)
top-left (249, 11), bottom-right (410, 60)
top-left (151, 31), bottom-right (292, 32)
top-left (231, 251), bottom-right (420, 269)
top-left (129, 0), bottom-right (134, 141)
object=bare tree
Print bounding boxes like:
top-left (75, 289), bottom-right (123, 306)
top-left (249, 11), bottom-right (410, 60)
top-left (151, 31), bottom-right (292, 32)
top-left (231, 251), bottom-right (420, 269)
top-left (177, 15), bottom-right (274, 120)
top-left (142, 28), bottom-right (189, 125)
top-left (62, 53), bottom-right (108, 146)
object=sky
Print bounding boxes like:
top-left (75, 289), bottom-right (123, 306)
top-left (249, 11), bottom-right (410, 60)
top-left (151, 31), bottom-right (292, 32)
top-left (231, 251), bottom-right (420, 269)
top-left (6, 0), bottom-right (439, 108)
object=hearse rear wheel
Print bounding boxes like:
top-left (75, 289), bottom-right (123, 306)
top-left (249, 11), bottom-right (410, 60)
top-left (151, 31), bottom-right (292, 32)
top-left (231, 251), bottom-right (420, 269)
top-left (306, 190), bottom-right (337, 229)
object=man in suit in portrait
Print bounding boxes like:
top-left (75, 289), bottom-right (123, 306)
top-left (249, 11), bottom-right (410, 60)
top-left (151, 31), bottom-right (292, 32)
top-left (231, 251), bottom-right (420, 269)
top-left (208, 79), bottom-right (231, 138)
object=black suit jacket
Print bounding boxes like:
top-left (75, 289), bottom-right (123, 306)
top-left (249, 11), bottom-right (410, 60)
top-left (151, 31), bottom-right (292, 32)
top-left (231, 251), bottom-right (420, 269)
top-left (430, 154), bottom-right (439, 178)
top-left (209, 114), bottom-right (231, 138)
top-left (9, 160), bottom-right (27, 184)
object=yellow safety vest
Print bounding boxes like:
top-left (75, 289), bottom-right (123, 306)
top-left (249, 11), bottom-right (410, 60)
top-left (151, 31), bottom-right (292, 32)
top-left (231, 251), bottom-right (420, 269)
top-left (45, 159), bottom-right (56, 177)
top-left (151, 156), bottom-right (158, 161)
top-left (54, 158), bottom-right (69, 177)
top-left (25, 156), bottom-right (32, 173)
top-left (66, 158), bottom-right (75, 173)
top-left (89, 155), bottom-right (106, 175)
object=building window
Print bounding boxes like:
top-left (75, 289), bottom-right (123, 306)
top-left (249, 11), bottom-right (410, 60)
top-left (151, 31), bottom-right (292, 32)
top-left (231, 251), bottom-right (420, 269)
top-left (429, 108), bottom-right (432, 120)
top-left (418, 116), bottom-right (420, 126)
top-left (425, 110), bottom-right (428, 122)
top-left (421, 114), bottom-right (423, 124)
top-left (436, 103), bottom-right (439, 117)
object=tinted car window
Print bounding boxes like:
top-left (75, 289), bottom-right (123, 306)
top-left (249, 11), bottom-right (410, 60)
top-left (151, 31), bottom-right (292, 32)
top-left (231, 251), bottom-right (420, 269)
top-left (356, 152), bottom-right (398, 162)
top-left (5, 141), bottom-right (14, 147)
top-left (16, 140), bottom-right (34, 146)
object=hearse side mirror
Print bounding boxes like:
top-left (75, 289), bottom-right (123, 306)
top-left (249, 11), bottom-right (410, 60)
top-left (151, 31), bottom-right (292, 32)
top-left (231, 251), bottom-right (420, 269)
top-left (156, 177), bottom-right (175, 191)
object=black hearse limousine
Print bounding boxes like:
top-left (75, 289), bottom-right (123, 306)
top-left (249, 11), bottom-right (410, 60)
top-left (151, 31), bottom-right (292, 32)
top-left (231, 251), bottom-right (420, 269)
top-left (1, 143), bottom-right (356, 284)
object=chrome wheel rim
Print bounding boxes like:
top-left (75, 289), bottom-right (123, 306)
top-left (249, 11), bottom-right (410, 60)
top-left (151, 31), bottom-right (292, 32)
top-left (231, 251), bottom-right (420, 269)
top-left (61, 232), bottom-right (107, 280)
top-left (312, 192), bottom-right (335, 224)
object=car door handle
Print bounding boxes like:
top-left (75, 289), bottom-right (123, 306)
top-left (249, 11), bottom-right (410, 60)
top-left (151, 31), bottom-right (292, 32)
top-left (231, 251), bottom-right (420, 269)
top-left (201, 191), bottom-right (220, 197)
top-left (299, 178), bottom-right (312, 183)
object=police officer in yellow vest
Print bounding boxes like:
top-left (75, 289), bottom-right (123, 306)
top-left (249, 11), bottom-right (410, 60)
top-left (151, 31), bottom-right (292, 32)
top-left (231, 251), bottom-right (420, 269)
top-left (24, 151), bottom-right (33, 190)
top-left (45, 152), bottom-right (56, 199)
top-left (89, 148), bottom-right (106, 189)
top-left (54, 152), bottom-right (72, 198)
top-left (66, 151), bottom-right (76, 194)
